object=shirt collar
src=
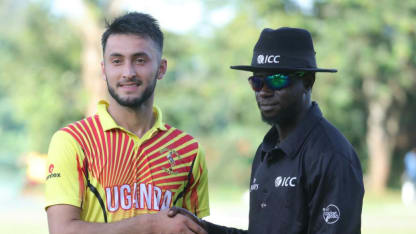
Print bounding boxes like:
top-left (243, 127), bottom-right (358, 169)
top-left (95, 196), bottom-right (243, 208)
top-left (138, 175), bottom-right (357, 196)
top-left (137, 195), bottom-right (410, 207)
top-left (97, 100), bottom-right (167, 132)
top-left (261, 102), bottom-right (323, 159)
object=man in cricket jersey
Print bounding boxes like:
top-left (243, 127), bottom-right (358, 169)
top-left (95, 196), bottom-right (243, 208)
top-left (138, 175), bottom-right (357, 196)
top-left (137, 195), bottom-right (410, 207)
top-left (45, 12), bottom-right (209, 234)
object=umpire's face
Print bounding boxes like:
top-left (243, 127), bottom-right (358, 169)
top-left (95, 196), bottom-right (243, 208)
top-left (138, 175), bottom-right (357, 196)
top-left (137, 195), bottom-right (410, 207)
top-left (251, 71), bottom-right (311, 126)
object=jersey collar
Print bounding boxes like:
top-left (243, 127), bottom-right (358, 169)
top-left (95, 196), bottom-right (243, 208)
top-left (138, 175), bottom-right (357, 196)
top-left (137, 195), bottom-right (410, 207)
top-left (97, 100), bottom-right (167, 132)
top-left (261, 102), bottom-right (323, 160)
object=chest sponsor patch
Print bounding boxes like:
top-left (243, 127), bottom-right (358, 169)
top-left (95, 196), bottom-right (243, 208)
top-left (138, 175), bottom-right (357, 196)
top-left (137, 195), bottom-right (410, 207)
top-left (323, 204), bottom-right (340, 224)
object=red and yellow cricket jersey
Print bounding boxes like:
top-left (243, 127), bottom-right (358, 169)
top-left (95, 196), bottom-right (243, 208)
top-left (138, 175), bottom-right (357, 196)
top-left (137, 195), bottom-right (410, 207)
top-left (45, 100), bottom-right (209, 222)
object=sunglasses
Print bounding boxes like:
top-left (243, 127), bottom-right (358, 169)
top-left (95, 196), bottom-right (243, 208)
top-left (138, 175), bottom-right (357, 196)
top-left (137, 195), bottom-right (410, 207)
top-left (248, 72), bottom-right (306, 91)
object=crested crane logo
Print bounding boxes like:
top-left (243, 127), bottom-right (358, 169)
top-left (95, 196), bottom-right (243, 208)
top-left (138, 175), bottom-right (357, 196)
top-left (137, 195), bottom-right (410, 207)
top-left (160, 148), bottom-right (181, 175)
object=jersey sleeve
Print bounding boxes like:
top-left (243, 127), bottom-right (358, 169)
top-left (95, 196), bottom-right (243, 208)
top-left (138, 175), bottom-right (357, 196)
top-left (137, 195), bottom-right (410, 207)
top-left (183, 144), bottom-right (210, 218)
top-left (306, 152), bottom-right (364, 234)
top-left (45, 130), bottom-right (86, 210)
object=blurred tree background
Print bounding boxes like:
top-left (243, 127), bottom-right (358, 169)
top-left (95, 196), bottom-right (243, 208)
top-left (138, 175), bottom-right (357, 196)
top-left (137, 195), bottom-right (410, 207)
top-left (0, 0), bottom-right (415, 195)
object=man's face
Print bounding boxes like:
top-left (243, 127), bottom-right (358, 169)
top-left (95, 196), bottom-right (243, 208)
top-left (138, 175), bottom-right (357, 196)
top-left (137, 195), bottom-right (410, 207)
top-left (101, 34), bottom-right (166, 108)
top-left (252, 72), bottom-right (307, 125)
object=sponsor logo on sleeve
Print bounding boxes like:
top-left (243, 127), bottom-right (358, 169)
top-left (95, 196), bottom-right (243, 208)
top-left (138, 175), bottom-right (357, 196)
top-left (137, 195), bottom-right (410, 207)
top-left (323, 204), bottom-right (340, 224)
top-left (46, 163), bottom-right (61, 180)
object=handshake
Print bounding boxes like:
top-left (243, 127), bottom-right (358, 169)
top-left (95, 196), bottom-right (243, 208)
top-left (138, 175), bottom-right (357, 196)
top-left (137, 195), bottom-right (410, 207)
top-left (165, 206), bottom-right (208, 234)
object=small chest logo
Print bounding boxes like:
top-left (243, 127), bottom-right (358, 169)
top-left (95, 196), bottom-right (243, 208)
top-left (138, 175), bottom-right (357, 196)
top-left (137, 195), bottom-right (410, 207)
top-left (323, 204), bottom-right (340, 224)
top-left (250, 178), bottom-right (259, 191)
top-left (160, 148), bottom-right (181, 175)
top-left (275, 176), bottom-right (297, 187)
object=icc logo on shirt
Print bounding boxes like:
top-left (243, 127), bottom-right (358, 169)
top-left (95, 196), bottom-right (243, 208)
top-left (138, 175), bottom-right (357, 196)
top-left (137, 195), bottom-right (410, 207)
top-left (275, 176), bottom-right (297, 187)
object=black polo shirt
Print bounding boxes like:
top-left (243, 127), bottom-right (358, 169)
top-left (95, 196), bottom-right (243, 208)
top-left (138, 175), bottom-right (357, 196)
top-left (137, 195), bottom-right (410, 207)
top-left (205, 102), bottom-right (364, 234)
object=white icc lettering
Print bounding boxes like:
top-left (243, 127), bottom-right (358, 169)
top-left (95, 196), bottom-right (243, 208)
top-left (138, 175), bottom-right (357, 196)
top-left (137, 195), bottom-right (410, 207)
top-left (289, 177), bottom-right (296, 187)
top-left (106, 186), bottom-right (119, 212)
top-left (105, 183), bottom-right (172, 213)
top-left (120, 184), bottom-right (132, 210)
top-left (275, 176), bottom-right (297, 187)
top-left (264, 55), bottom-right (280, 64)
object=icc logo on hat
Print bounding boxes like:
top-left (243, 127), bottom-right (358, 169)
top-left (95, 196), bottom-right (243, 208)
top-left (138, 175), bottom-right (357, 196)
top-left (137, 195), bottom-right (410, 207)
top-left (257, 55), bottom-right (265, 64)
top-left (257, 54), bottom-right (280, 65)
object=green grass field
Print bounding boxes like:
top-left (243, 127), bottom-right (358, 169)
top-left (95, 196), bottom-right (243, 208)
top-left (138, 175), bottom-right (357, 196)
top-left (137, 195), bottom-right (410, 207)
top-left (1, 187), bottom-right (415, 234)
top-left (361, 190), bottom-right (416, 234)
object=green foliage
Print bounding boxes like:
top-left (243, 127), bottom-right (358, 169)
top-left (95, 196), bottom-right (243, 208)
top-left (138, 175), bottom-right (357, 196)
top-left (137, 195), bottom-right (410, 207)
top-left (0, 1), bottom-right (84, 158)
top-left (1, 0), bottom-right (415, 189)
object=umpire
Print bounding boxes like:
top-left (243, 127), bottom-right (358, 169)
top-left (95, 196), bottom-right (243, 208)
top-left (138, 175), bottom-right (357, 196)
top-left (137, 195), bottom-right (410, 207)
top-left (170, 27), bottom-right (364, 234)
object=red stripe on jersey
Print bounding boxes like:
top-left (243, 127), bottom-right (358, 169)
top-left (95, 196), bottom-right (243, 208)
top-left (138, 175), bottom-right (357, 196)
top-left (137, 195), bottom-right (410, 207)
top-left (135, 123), bottom-right (171, 152)
top-left (76, 155), bottom-right (85, 202)
top-left (113, 132), bottom-right (124, 186)
top-left (139, 129), bottom-right (184, 159)
top-left (117, 139), bottom-right (135, 185)
top-left (87, 117), bottom-right (104, 180)
top-left (176, 142), bottom-right (198, 156)
top-left (136, 135), bottom-right (196, 177)
top-left (104, 129), bottom-right (113, 186)
top-left (154, 175), bottom-right (189, 184)
top-left (190, 173), bottom-right (199, 215)
top-left (135, 129), bottom-right (184, 174)
top-left (158, 183), bottom-right (182, 191)
top-left (137, 129), bottom-right (167, 153)
top-left (94, 115), bottom-right (109, 185)
top-left (62, 124), bottom-right (90, 157)
top-left (109, 129), bottom-right (117, 186)
top-left (77, 119), bottom-right (100, 178)
top-left (63, 122), bottom-right (95, 176)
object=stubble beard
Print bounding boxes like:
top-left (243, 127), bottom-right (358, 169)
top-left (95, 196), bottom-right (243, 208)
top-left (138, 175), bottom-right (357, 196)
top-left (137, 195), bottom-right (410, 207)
top-left (106, 72), bottom-right (158, 109)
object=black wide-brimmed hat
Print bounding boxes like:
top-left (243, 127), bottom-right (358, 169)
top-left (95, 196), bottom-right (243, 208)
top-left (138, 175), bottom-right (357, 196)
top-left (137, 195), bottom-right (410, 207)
top-left (230, 27), bottom-right (337, 73)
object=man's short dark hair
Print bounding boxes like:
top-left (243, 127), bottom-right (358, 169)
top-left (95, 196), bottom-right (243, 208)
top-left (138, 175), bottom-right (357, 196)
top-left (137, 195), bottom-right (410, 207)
top-left (101, 12), bottom-right (164, 54)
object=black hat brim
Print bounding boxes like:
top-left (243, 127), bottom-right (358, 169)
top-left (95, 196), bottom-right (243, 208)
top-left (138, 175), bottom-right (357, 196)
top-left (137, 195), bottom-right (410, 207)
top-left (230, 65), bottom-right (337, 73)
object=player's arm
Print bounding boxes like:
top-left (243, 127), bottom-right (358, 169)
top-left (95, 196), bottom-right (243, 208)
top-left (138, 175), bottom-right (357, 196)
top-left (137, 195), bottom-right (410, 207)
top-left (306, 151), bottom-right (364, 234)
top-left (47, 204), bottom-right (206, 234)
